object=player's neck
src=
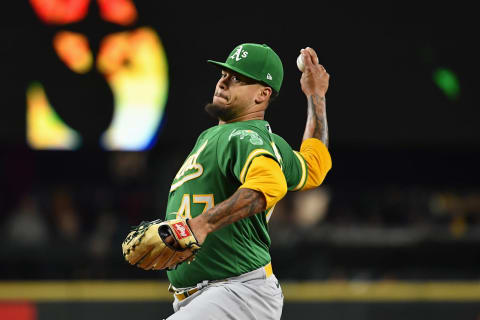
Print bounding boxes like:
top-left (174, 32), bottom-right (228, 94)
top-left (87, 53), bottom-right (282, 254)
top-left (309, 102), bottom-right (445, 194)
top-left (218, 111), bottom-right (265, 125)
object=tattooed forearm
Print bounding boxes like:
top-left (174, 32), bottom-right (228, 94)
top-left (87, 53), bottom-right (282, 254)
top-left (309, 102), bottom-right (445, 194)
top-left (202, 188), bottom-right (266, 233)
top-left (303, 94), bottom-right (328, 147)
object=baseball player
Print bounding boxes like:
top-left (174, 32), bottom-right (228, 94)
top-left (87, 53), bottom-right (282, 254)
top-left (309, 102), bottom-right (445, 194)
top-left (123, 43), bottom-right (331, 320)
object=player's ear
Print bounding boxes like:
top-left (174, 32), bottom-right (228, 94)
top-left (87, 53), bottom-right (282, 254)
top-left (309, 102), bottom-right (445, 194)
top-left (255, 86), bottom-right (272, 104)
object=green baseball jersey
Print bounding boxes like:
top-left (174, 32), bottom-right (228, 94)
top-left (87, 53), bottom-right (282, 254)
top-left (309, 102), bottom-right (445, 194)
top-left (165, 120), bottom-right (307, 288)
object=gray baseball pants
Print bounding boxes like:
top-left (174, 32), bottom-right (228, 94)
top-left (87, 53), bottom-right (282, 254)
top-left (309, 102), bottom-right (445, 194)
top-left (165, 265), bottom-right (284, 320)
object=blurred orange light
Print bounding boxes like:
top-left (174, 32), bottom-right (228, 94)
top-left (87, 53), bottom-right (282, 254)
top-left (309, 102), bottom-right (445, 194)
top-left (96, 32), bottom-right (130, 75)
top-left (97, 0), bottom-right (137, 26)
top-left (29, 0), bottom-right (90, 24)
top-left (53, 31), bottom-right (93, 73)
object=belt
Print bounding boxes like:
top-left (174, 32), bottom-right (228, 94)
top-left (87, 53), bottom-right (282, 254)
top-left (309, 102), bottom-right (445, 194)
top-left (171, 262), bottom-right (273, 301)
top-left (173, 287), bottom-right (199, 301)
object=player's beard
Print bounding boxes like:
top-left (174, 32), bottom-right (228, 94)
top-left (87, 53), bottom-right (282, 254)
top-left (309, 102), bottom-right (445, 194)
top-left (204, 103), bottom-right (236, 122)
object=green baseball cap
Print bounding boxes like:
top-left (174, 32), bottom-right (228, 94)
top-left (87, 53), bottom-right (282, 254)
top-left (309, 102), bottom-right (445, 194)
top-left (207, 43), bottom-right (284, 92)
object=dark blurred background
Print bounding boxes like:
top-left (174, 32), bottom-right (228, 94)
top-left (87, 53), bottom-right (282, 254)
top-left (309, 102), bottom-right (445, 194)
top-left (1, 0), bottom-right (480, 280)
top-left (0, 1), bottom-right (479, 319)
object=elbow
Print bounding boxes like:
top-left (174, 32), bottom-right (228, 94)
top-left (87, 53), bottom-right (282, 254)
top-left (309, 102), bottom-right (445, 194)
top-left (299, 139), bottom-right (332, 190)
top-left (310, 170), bottom-right (329, 188)
top-left (302, 159), bottom-right (332, 190)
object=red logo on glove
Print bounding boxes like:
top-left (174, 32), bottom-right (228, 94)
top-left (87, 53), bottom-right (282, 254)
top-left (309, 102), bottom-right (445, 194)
top-left (172, 222), bottom-right (191, 239)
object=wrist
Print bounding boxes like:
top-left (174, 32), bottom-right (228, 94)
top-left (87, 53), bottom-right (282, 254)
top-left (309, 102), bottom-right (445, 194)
top-left (306, 92), bottom-right (325, 99)
top-left (188, 215), bottom-right (211, 244)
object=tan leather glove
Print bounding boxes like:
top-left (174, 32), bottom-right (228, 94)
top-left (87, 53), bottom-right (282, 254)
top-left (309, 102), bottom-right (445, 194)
top-left (122, 218), bottom-right (201, 270)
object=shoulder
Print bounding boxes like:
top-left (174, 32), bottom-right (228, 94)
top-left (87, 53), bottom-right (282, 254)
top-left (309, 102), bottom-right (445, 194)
top-left (270, 132), bottom-right (295, 156)
top-left (270, 132), bottom-right (289, 146)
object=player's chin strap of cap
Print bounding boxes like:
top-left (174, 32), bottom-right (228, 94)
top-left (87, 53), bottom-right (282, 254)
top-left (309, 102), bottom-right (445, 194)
top-left (170, 262), bottom-right (273, 301)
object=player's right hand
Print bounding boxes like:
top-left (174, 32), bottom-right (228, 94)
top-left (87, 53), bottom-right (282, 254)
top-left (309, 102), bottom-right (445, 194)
top-left (299, 47), bottom-right (330, 97)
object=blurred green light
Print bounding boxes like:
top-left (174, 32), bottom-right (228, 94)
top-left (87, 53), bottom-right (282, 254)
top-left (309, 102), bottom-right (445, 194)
top-left (433, 68), bottom-right (460, 100)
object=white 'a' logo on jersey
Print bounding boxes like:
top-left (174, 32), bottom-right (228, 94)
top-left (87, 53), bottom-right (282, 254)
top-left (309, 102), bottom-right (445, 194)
top-left (230, 45), bottom-right (248, 61)
top-left (170, 140), bottom-right (208, 192)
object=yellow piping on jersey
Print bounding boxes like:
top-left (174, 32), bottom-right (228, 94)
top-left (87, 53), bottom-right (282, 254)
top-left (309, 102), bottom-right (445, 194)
top-left (292, 151), bottom-right (307, 191)
top-left (265, 204), bottom-right (276, 223)
top-left (239, 149), bottom-right (274, 183)
top-left (270, 141), bottom-right (283, 169)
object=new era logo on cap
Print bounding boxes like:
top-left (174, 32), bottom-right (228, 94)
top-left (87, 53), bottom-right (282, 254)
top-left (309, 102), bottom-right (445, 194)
top-left (267, 73), bottom-right (272, 80)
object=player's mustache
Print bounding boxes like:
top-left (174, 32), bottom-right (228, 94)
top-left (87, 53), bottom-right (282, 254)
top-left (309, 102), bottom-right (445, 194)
top-left (214, 91), bottom-right (229, 100)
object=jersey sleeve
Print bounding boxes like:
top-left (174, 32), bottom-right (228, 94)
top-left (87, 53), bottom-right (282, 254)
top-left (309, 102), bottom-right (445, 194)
top-left (217, 127), bottom-right (279, 184)
top-left (239, 156), bottom-right (287, 209)
top-left (271, 135), bottom-right (332, 191)
top-left (271, 134), bottom-right (309, 191)
top-left (299, 138), bottom-right (332, 190)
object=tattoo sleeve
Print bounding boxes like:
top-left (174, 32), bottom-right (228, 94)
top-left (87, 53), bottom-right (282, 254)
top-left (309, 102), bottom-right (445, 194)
top-left (303, 94), bottom-right (328, 147)
top-left (202, 188), bottom-right (266, 233)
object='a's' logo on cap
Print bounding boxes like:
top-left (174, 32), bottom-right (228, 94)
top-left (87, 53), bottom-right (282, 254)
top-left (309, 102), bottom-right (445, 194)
top-left (230, 45), bottom-right (248, 61)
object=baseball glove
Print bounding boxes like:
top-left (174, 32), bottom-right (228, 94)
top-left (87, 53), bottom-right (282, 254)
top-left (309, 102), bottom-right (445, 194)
top-left (122, 218), bottom-right (201, 270)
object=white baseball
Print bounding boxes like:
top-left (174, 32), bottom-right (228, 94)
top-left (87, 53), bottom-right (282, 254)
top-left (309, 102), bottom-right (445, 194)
top-left (296, 53), bottom-right (305, 72)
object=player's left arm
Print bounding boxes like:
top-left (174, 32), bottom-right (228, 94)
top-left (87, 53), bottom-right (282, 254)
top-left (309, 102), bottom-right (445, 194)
top-left (188, 156), bottom-right (286, 244)
top-left (297, 47), bottom-right (332, 190)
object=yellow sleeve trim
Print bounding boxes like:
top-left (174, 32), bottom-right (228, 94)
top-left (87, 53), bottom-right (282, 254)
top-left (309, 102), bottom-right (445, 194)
top-left (299, 138), bottom-right (332, 190)
top-left (239, 149), bottom-right (274, 183)
top-left (292, 151), bottom-right (307, 191)
top-left (239, 156), bottom-right (287, 210)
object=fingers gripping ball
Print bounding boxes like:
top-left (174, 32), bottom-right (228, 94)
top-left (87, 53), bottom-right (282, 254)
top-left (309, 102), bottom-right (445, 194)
top-left (122, 219), bottom-right (201, 270)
